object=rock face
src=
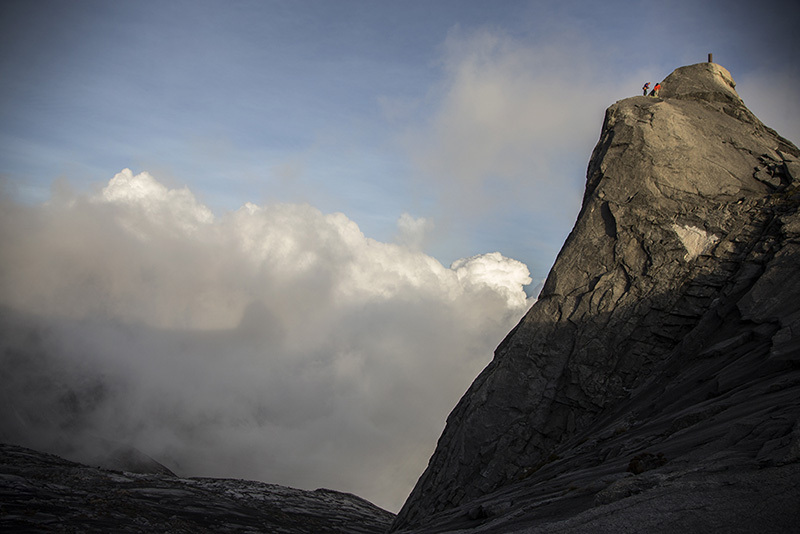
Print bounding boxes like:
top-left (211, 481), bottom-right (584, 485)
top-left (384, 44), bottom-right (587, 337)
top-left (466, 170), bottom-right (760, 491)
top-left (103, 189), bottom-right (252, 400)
top-left (392, 63), bottom-right (800, 532)
top-left (0, 443), bottom-right (394, 533)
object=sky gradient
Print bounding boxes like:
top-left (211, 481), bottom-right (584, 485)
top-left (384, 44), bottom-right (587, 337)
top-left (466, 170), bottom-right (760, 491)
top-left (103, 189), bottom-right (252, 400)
top-left (1, 0), bottom-right (798, 513)
top-left (3, 0), bottom-right (798, 279)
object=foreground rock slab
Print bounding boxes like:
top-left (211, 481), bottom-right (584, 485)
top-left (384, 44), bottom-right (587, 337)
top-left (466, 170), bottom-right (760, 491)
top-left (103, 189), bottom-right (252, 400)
top-left (0, 443), bottom-right (394, 533)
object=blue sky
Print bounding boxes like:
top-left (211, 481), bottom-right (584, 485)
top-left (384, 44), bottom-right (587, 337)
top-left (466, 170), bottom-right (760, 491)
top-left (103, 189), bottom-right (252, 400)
top-left (3, 0), bottom-right (797, 284)
top-left (1, 0), bottom-right (799, 512)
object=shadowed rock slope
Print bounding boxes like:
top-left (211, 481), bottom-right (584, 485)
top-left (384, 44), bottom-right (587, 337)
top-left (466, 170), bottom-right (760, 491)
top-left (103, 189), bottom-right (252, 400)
top-left (0, 443), bottom-right (394, 533)
top-left (392, 62), bottom-right (800, 533)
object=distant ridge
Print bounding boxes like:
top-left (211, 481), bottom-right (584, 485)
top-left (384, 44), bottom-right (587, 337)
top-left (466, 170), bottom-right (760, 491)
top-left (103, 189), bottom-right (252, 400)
top-left (0, 442), bottom-right (394, 533)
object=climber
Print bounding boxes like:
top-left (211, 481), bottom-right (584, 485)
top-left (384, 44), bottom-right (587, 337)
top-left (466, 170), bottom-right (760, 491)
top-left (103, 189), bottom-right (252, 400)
top-left (642, 82), bottom-right (650, 96)
top-left (653, 82), bottom-right (662, 97)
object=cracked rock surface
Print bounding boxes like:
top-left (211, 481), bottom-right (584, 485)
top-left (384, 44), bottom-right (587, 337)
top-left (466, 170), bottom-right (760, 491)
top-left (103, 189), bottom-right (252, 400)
top-left (392, 63), bottom-right (800, 533)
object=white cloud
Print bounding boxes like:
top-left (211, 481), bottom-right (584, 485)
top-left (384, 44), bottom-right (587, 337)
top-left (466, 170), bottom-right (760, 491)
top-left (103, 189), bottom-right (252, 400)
top-left (403, 28), bottom-right (649, 217)
top-left (394, 212), bottom-right (433, 251)
top-left (0, 170), bottom-right (533, 512)
top-left (98, 168), bottom-right (215, 237)
top-left (452, 252), bottom-right (532, 310)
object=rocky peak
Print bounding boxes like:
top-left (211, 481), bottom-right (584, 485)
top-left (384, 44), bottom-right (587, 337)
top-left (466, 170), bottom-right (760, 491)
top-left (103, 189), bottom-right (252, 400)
top-left (392, 63), bottom-right (800, 532)
top-left (658, 62), bottom-right (740, 104)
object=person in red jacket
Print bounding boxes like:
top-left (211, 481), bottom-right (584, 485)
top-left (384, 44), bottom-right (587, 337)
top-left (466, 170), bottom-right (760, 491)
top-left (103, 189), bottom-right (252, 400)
top-left (653, 82), bottom-right (662, 97)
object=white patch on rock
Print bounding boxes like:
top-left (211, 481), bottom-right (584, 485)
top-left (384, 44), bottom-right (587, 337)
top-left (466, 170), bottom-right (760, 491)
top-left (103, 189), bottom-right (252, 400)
top-left (672, 224), bottom-right (719, 261)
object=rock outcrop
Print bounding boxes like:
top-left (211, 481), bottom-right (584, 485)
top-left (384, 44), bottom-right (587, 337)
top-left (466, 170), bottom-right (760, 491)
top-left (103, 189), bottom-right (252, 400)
top-left (0, 443), bottom-right (394, 533)
top-left (392, 63), bottom-right (800, 532)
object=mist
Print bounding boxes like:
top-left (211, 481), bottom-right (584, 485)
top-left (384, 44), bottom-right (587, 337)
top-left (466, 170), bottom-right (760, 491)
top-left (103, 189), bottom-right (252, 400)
top-left (0, 169), bottom-right (534, 512)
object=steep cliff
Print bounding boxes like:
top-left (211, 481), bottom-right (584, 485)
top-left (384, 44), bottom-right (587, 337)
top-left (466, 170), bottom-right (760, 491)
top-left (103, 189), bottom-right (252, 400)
top-left (393, 63), bottom-right (800, 532)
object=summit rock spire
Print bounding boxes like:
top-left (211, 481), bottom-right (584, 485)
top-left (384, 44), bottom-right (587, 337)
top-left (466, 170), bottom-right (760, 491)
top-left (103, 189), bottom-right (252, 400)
top-left (392, 62), bottom-right (800, 532)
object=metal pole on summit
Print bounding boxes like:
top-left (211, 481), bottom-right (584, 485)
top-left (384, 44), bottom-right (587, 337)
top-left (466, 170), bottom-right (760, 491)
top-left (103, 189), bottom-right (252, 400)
top-left (708, 53), bottom-right (713, 63)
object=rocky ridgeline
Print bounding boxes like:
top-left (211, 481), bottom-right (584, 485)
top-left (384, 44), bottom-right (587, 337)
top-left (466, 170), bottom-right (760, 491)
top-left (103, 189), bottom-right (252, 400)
top-left (392, 63), bottom-right (800, 533)
top-left (0, 443), bottom-right (394, 533)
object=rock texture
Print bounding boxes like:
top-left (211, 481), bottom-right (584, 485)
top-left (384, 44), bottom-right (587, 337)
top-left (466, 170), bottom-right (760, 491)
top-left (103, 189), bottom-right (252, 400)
top-left (0, 443), bottom-right (394, 533)
top-left (392, 63), bottom-right (800, 532)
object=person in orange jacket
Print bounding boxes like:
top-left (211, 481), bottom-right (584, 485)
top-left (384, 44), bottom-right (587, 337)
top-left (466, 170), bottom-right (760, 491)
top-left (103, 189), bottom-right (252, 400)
top-left (653, 82), bottom-right (662, 97)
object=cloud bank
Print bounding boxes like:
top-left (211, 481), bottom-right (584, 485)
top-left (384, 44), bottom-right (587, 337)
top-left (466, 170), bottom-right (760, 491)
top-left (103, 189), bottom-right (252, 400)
top-left (405, 28), bottom-right (644, 216)
top-left (0, 169), bottom-right (533, 512)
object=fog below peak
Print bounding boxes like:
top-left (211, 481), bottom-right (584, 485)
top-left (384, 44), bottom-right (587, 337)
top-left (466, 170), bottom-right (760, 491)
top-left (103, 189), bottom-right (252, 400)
top-left (0, 169), bottom-right (533, 512)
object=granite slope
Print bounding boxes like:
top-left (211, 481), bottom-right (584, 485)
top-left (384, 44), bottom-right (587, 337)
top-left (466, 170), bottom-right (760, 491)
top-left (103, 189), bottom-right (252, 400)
top-left (392, 62), bottom-right (800, 532)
